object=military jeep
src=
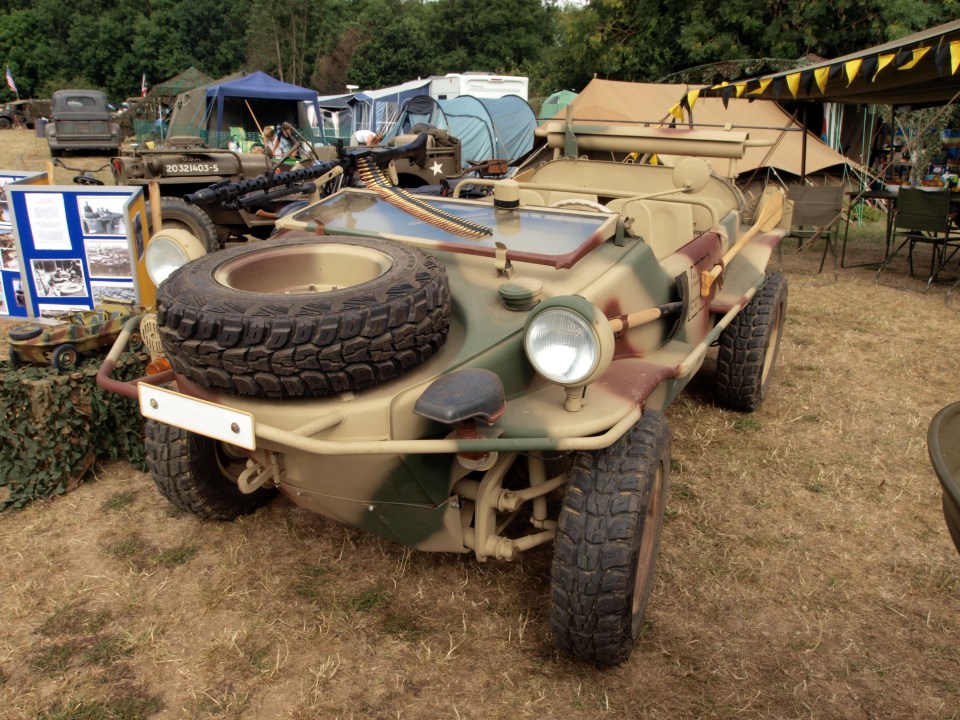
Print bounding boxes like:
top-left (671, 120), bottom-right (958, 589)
top-left (99, 121), bottom-right (788, 666)
top-left (111, 128), bottom-right (466, 252)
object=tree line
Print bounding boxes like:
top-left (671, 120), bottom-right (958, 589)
top-left (1, 0), bottom-right (957, 104)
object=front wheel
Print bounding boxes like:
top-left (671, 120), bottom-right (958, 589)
top-left (52, 344), bottom-right (79, 371)
top-left (144, 420), bottom-right (274, 520)
top-left (551, 409), bottom-right (670, 666)
top-left (714, 271), bottom-right (787, 412)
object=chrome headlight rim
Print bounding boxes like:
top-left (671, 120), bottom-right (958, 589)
top-left (145, 228), bottom-right (207, 287)
top-left (523, 295), bottom-right (615, 387)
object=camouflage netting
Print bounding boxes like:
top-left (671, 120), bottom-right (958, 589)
top-left (0, 353), bottom-right (149, 510)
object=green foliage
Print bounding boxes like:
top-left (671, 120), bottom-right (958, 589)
top-left (0, 353), bottom-right (148, 511)
top-left (2, 0), bottom-right (959, 105)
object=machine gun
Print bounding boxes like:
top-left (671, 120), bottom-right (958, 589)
top-left (184, 133), bottom-right (430, 211)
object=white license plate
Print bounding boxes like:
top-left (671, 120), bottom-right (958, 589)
top-left (138, 384), bottom-right (256, 450)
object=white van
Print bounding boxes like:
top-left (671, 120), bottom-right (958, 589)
top-left (429, 73), bottom-right (529, 101)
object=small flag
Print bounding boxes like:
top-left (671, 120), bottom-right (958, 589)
top-left (5, 66), bottom-right (17, 95)
top-left (141, 73), bottom-right (147, 97)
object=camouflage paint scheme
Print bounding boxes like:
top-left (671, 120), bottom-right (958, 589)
top-left (110, 122), bottom-right (787, 559)
top-left (10, 301), bottom-right (140, 366)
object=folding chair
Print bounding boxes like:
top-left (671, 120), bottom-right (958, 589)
top-left (876, 188), bottom-right (958, 291)
top-left (784, 185), bottom-right (844, 276)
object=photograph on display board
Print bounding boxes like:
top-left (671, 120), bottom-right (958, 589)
top-left (12, 279), bottom-right (25, 308)
top-left (0, 282), bottom-right (6, 314)
top-left (39, 303), bottom-right (91, 320)
top-left (78, 195), bottom-right (128, 237)
top-left (1, 231), bottom-right (16, 269)
top-left (0, 183), bottom-right (9, 223)
top-left (91, 280), bottom-right (136, 306)
top-left (133, 212), bottom-right (144, 261)
top-left (31, 258), bottom-right (87, 298)
top-left (84, 239), bottom-right (131, 278)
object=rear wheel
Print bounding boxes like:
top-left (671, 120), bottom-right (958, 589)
top-left (715, 271), bottom-right (787, 412)
top-left (144, 420), bottom-right (274, 520)
top-left (0, 117), bottom-right (11, 130)
top-left (148, 197), bottom-right (219, 252)
top-left (551, 409), bottom-right (670, 666)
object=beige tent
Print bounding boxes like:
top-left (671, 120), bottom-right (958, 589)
top-left (554, 79), bottom-right (851, 177)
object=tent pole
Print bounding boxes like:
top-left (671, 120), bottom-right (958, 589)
top-left (800, 105), bottom-right (808, 181)
top-left (245, 99), bottom-right (265, 137)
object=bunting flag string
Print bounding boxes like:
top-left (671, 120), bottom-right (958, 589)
top-left (683, 26), bottom-right (960, 112)
top-left (844, 58), bottom-right (863, 86)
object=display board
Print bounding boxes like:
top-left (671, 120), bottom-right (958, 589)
top-left (0, 171), bottom-right (49, 317)
top-left (5, 185), bottom-right (151, 319)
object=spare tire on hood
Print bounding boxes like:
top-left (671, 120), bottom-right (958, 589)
top-left (156, 232), bottom-right (451, 399)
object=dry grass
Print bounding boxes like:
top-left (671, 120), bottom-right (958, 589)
top-left (2, 129), bottom-right (960, 719)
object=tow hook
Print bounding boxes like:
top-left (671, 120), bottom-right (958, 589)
top-left (237, 451), bottom-right (283, 494)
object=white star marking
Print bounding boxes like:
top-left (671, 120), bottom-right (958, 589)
top-left (430, 161), bottom-right (444, 176)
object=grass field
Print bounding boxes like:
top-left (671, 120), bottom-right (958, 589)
top-left (0, 127), bottom-right (959, 719)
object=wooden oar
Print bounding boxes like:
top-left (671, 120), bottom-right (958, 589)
top-left (700, 186), bottom-right (784, 296)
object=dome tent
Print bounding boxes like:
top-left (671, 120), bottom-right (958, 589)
top-left (391, 94), bottom-right (536, 167)
top-left (538, 90), bottom-right (578, 124)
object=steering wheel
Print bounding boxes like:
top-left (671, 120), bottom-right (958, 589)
top-left (73, 174), bottom-right (104, 186)
top-left (549, 198), bottom-right (613, 213)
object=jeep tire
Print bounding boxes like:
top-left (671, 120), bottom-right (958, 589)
top-left (148, 197), bottom-right (220, 252)
top-left (551, 409), bottom-right (670, 666)
top-left (145, 420), bottom-right (273, 520)
top-left (156, 233), bottom-right (451, 399)
top-left (714, 271), bottom-right (787, 412)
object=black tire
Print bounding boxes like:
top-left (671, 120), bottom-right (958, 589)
top-left (148, 196), bottom-right (219, 252)
top-left (144, 420), bottom-right (273, 520)
top-left (8, 323), bottom-right (43, 341)
top-left (551, 409), bottom-right (670, 666)
top-left (52, 344), bottom-right (79, 371)
top-left (942, 493), bottom-right (960, 556)
top-left (0, 117), bottom-right (11, 130)
top-left (156, 233), bottom-right (451, 399)
top-left (714, 271), bottom-right (787, 412)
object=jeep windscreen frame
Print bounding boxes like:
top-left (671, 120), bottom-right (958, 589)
top-left (292, 189), bottom-right (617, 269)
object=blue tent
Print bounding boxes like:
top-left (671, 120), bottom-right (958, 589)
top-left (167, 71), bottom-right (321, 147)
top-left (390, 95), bottom-right (536, 167)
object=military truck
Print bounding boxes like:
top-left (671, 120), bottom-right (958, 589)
top-left (0, 100), bottom-right (32, 129)
top-left (99, 121), bottom-right (789, 666)
top-left (46, 89), bottom-right (121, 157)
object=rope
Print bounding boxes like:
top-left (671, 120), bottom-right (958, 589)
top-left (356, 158), bottom-right (492, 238)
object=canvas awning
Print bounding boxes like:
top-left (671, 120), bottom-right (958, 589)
top-left (685, 20), bottom-right (960, 108)
top-left (556, 79), bottom-right (851, 176)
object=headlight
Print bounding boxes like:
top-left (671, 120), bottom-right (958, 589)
top-left (145, 228), bottom-right (206, 286)
top-left (524, 296), bottom-right (614, 387)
